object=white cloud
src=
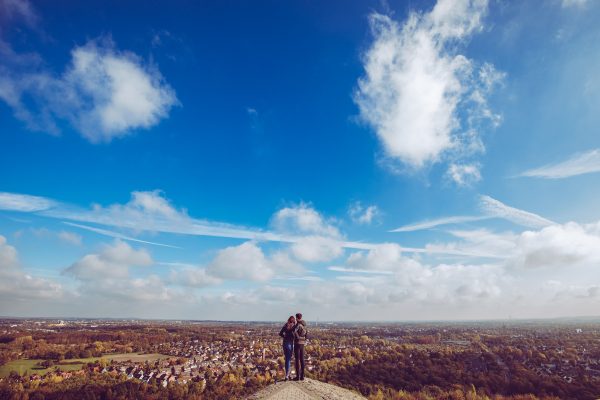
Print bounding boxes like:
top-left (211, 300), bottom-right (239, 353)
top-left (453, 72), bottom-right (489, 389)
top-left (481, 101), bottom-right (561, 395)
top-left (0, 0), bottom-right (38, 27)
top-left (346, 243), bottom-right (405, 271)
top-left (81, 274), bottom-right (175, 303)
top-left (512, 222), bottom-right (600, 269)
top-left (392, 195), bottom-right (555, 233)
top-left (348, 202), bottom-right (380, 225)
top-left (57, 231), bottom-right (82, 245)
top-left (203, 241), bottom-right (308, 283)
top-left (16, 227), bottom-right (82, 246)
top-left (519, 149), bottom-right (600, 179)
top-left (447, 163), bottom-right (481, 186)
top-left (170, 267), bottom-right (221, 288)
top-left (442, 228), bottom-right (518, 259)
top-left (0, 235), bottom-right (64, 302)
top-left (479, 195), bottom-right (555, 229)
top-left (391, 215), bottom-right (487, 232)
top-left (0, 37), bottom-right (178, 142)
top-left (206, 241), bottom-right (274, 282)
top-left (3, 190), bottom-right (485, 256)
top-left (0, 235), bottom-right (18, 267)
top-left (269, 250), bottom-right (305, 275)
top-left (561, 0), bottom-right (589, 8)
top-left (354, 0), bottom-right (502, 170)
top-left (60, 240), bottom-right (183, 305)
top-left (290, 236), bottom-right (343, 263)
top-left (271, 203), bottom-right (341, 238)
top-left (63, 222), bottom-right (179, 248)
top-left (64, 240), bottom-right (152, 280)
top-left (328, 266), bottom-right (393, 275)
top-left (0, 192), bottom-right (56, 212)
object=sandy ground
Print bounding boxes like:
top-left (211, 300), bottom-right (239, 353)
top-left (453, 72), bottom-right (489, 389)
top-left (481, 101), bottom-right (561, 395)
top-left (247, 378), bottom-right (366, 400)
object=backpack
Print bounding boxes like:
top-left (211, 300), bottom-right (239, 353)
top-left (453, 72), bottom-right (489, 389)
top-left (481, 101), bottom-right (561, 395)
top-left (295, 323), bottom-right (307, 340)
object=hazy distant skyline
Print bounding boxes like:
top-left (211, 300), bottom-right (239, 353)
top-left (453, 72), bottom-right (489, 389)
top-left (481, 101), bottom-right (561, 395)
top-left (1, 0), bottom-right (600, 321)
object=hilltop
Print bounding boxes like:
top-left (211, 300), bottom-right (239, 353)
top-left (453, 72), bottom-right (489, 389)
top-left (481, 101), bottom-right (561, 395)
top-left (247, 378), bottom-right (366, 400)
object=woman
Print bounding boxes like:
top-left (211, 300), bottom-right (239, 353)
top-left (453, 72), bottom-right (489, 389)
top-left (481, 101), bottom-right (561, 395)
top-left (279, 315), bottom-right (296, 380)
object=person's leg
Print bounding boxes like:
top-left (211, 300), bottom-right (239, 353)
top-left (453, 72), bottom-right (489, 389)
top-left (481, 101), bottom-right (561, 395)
top-left (283, 342), bottom-right (292, 378)
top-left (294, 344), bottom-right (300, 379)
top-left (299, 344), bottom-right (305, 379)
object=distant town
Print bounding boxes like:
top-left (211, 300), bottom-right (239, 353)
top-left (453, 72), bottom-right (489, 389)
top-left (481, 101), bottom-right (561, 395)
top-left (1, 318), bottom-right (600, 399)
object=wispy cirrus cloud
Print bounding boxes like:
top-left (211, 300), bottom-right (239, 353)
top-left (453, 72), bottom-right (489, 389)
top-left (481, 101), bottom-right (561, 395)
top-left (391, 215), bottom-right (488, 232)
top-left (0, 192), bottom-right (56, 212)
top-left (0, 0), bottom-right (38, 28)
top-left (479, 195), bottom-right (555, 229)
top-left (63, 222), bottom-right (180, 249)
top-left (518, 149), bottom-right (600, 179)
top-left (392, 195), bottom-right (554, 232)
top-left (0, 190), bottom-right (480, 256)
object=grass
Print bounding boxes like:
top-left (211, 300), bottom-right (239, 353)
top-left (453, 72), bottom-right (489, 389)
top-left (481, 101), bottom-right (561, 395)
top-left (0, 353), bottom-right (169, 377)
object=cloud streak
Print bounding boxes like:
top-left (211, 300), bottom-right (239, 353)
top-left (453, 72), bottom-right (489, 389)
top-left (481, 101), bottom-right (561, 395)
top-left (0, 190), bottom-right (483, 256)
top-left (519, 149), bottom-right (600, 179)
top-left (479, 195), bottom-right (555, 229)
top-left (392, 195), bottom-right (554, 233)
top-left (391, 215), bottom-right (488, 232)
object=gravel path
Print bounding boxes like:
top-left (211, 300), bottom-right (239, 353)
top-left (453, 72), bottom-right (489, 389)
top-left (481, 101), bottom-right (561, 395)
top-left (247, 378), bottom-right (366, 400)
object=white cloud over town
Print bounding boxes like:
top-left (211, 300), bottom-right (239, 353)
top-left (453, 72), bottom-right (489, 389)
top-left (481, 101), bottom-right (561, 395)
top-left (354, 0), bottom-right (503, 179)
top-left (0, 34), bottom-right (178, 142)
top-left (2, 202), bottom-right (600, 319)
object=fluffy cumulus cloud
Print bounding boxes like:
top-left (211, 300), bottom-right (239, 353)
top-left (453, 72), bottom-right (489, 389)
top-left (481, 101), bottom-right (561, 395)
top-left (0, 235), bottom-right (63, 304)
top-left (168, 264), bottom-right (222, 288)
top-left (61, 240), bottom-right (184, 307)
top-left (0, 235), bottom-right (18, 267)
top-left (64, 240), bottom-right (152, 280)
top-left (346, 243), bottom-right (404, 271)
top-left (326, 242), bottom-right (504, 305)
top-left (511, 222), bottom-right (600, 269)
top-left (207, 241), bottom-right (274, 282)
top-left (271, 203), bottom-right (341, 238)
top-left (205, 241), bottom-right (308, 282)
top-left (355, 0), bottom-right (503, 180)
top-left (58, 40), bottom-right (178, 142)
top-left (290, 236), bottom-right (343, 263)
top-left (0, 34), bottom-right (178, 142)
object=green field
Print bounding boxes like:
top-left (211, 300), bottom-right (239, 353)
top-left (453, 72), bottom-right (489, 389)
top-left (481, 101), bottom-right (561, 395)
top-left (0, 353), bottom-right (168, 377)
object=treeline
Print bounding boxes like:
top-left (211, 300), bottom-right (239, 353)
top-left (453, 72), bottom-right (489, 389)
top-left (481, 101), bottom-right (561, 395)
top-left (308, 344), bottom-right (600, 400)
top-left (0, 369), bottom-right (270, 400)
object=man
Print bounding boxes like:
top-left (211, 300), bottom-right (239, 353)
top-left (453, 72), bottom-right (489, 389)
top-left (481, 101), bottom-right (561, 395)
top-left (293, 312), bottom-right (307, 381)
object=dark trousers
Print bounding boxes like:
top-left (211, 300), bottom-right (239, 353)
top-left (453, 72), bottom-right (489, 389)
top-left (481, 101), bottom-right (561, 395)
top-left (294, 343), bottom-right (305, 379)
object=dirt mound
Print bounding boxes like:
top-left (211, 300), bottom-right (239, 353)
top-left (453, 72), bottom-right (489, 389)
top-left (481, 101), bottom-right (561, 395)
top-left (247, 378), bottom-right (366, 400)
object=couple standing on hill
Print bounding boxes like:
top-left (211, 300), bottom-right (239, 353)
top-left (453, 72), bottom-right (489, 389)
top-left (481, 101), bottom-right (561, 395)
top-left (279, 312), bottom-right (308, 381)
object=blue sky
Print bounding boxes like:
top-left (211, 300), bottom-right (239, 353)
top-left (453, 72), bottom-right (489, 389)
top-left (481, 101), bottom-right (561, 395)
top-left (1, 0), bottom-right (600, 320)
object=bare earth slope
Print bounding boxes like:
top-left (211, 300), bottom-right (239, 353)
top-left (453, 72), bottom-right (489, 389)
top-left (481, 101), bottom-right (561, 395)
top-left (247, 378), bottom-right (366, 400)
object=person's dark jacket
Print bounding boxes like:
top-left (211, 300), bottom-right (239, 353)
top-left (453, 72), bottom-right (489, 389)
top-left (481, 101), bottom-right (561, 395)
top-left (293, 319), bottom-right (308, 345)
top-left (279, 324), bottom-right (295, 343)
